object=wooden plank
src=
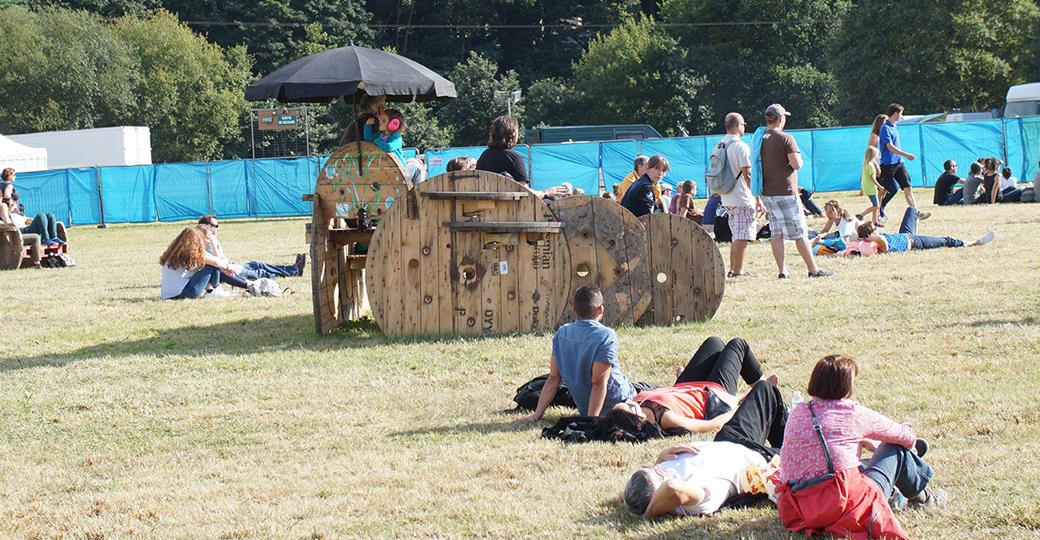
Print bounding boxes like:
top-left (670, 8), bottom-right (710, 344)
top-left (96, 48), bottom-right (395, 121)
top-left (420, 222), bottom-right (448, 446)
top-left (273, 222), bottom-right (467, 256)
top-left (302, 193), bottom-right (314, 202)
top-left (549, 196), bottom-right (651, 327)
top-left (422, 191), bottom-right (526, 201)
top-left (477, 173), bottom-right (502, 335)
top-left (498, 177), bottom-right (521, 334)
top-left (446, 222), bottom-right (563, 233)
top-left (451, 174), bottom-right (484, 336)
top-left (329, 229), bottom-right (374, 246)
top-left (400, 182), bottom-right (423, 336)
top-left (638, 213), bottom-right (725, 325)
top-left (435, 176), bottom-right (456, 334)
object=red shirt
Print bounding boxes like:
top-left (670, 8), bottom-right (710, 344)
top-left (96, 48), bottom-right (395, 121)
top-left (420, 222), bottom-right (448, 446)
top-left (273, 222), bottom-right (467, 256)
top-left (634, 381), bottom-right (726, 420)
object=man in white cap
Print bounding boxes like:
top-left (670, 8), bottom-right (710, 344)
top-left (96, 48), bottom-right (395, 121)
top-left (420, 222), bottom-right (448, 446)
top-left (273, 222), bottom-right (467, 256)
top-left (759, 104), bottom-right (833, 279)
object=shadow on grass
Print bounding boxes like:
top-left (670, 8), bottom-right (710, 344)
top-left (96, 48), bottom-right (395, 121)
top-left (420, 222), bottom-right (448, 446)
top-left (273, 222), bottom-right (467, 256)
top-left (1, 314), bottom-right (544, 372)
top-left (583, 496), bottom-right (789, 539)
top-left (388, 417), bottom-right (531, 440)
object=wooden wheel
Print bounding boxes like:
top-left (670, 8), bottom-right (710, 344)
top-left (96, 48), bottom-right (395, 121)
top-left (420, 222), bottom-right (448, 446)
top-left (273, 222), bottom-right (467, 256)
top-left (638, 213), bottom-right (725, 325)
top-left (366, 170), bottom-right (572, 337)
top-left (0, 225), bottom-right (21, 270)
top-left (549, 195), bottom-right (651, 326)
top-left (310, 142), bottom-right (408, 335)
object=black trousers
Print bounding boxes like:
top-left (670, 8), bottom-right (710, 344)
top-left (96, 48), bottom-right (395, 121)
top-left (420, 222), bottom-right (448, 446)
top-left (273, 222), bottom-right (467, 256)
top-left (675, 337), bottom-right (764, 394)
top-left (714, 382), bottom-right (788, 459)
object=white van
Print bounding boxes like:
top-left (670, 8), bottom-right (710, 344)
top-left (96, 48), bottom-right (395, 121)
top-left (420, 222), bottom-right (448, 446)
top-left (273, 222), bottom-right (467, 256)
top-left (1004, 82), bottom-right (1040, 118)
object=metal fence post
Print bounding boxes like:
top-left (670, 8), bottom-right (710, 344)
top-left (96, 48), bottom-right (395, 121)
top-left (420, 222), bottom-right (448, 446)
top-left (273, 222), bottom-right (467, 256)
top-left (95, 166), bottom-right (107, 228)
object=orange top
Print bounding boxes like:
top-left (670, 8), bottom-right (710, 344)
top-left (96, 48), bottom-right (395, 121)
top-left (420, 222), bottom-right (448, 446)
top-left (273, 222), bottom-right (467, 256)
top-left (635, 381), bottom-right (727, 420)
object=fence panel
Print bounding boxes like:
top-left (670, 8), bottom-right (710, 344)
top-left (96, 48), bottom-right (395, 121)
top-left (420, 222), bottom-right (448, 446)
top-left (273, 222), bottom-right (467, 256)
top-left (209, 160), bottom-right (251, 219)
top-left (599, 140), bottom-right (642, 194)
top-left (529, 142), bottom-right (601, 193)
top-left (811, 127), bottom-right (870, 192)
top-left (67, 168), bottom-right (101, 225)
top-left (249, 157), bottom-right (316, 218)
top-left (155, 162), bottom-right (211, 222)
top-left (920, 121), bottom-right (1004, 186)
top-left (13, 169), bottom-right (71, 223)
top-left (98, 165), bottom-right (156, 223)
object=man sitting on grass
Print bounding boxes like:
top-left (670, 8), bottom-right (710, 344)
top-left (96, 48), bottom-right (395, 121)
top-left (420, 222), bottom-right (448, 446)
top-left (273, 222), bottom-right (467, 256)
top-left (522, 285), bottom-right (636, 421)
top-left (622, 380), bottom-right (787, 518)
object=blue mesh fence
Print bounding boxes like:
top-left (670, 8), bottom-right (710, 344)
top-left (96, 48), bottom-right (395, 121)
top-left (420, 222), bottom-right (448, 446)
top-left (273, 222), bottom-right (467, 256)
top-left (11, 118), bottom-right (1035, 227)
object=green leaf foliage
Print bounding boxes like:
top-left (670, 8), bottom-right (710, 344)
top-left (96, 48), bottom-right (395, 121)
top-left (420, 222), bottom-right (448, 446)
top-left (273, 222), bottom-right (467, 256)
top-left (571, 14), bottom-right (713, 136)
top-left (436, 52), bottom-right (524, 147)
top-left (660, 0), bottom-right (850, 130)
top-left (830, 0), bottom-right (1040, 124)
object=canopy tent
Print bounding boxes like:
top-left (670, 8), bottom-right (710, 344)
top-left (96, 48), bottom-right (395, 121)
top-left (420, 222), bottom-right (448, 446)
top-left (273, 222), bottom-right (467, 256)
top-left (0, 134), bottom-right (47, 172)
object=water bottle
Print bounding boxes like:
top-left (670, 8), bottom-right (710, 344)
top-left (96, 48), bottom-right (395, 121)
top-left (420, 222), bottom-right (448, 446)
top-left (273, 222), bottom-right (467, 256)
top-left (791, 391), bottom-right (804, 407)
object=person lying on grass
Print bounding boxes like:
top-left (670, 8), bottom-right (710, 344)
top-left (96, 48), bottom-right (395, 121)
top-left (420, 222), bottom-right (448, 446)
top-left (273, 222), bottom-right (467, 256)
top-left (522, 285), bottom-right (637, 421)
top-left (622, 379), bottom-right (787, 517)
top-left (606, 337), bottom-right (779, 434)
top-left (850, 207), bottom-right (995, 256)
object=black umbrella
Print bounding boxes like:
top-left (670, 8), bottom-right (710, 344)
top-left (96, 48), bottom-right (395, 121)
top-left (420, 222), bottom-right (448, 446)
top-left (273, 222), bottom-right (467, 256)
top-left (245, 45), bottom-right (457, 103)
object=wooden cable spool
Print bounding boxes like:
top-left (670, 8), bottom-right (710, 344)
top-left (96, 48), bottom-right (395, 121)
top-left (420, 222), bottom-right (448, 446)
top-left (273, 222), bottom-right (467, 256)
top-left (366, 170), bottom-right (572, 337)
top-left (638, 213), bottom-right (725, 325)
top-left (311, 142), bottom-right (411, 335)
top-left (0, 225), bottom-right (21, 270)
top-left (548, 195), bottom-right (652, 326)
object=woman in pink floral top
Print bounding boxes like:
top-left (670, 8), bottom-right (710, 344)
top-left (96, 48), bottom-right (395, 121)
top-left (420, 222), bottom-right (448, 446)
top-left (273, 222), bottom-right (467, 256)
top-left (776, 355), bottom-right (946, 540)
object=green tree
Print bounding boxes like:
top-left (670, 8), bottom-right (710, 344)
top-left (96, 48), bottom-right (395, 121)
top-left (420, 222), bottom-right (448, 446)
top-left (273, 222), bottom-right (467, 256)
top-left (661, 0), bottom-right (850, 130)
top-left (0, 7), bottom-right (137, 133)
top-left (831, 0), bottom-right (1040, 124)
top-left (437, 52), bottom-right (524, 146)
top-left (26, 0), bottom-right (158, 16)
top-left (570, 14), bottom-right (712, 136)
top-left (524, 77), bottom-right (586, 128)
top-left (160, 0), bottom-right (375, 75)
top-left (113, 9), bottom-right (252, 161)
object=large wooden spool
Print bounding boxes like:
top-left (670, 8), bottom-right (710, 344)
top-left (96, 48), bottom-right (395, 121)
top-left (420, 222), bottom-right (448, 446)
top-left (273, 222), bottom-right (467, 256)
top-left (548, 195), bottom-right (652, 326)
top-left (0, 225), bottom-right (22, 270)
top-left (310, 142), bottom-right (411, 335)
top-left (639, 213), bottom-right (725, 325)
top-left (366, 170), bottom-right (572, 337)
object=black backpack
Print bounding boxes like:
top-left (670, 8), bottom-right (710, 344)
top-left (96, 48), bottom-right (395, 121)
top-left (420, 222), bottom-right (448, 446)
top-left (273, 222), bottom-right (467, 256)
top-left (513, 374), bottom-right (576, 411)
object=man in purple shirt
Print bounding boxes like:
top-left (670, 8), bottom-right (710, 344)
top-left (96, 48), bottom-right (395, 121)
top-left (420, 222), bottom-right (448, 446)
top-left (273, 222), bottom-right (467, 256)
top-left (878, 103), bottom-right (920, 220)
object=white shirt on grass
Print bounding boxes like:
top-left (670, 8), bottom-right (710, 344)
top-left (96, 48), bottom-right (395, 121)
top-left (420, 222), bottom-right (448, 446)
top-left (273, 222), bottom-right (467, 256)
top-left (161, 264), bottom-right (198, 299)
top-left (656, 441), bottom-right (766, 516)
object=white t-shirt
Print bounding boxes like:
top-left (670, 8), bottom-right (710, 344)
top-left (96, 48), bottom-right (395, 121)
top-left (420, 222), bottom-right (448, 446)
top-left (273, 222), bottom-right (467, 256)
top-left (836, 216), bottom-right (859, 241)
top-left (656, 441), bottom-right (766, 516)
top-left (10, 212), bottom-right (28, 229)
top-left (161, 264), bottom-right (198, 299)
top-left (719, 135), bottom-right (755, 208)
top-left (1000, 175), bottom-right (1018, 191)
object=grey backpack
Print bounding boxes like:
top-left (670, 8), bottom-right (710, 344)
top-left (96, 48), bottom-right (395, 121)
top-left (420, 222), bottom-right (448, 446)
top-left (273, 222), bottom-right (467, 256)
top-left (706, 139), bottom-right (740, 195)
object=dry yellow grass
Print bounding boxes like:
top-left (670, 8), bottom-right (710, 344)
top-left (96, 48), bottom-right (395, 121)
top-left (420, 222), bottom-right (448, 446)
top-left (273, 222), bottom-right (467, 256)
top-left (1, 191), bottom-right (1038, 538)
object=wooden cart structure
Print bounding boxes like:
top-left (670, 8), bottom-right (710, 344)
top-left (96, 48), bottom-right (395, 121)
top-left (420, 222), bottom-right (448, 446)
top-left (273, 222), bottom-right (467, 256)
top-left (306, 147), bottom-right (725, 337)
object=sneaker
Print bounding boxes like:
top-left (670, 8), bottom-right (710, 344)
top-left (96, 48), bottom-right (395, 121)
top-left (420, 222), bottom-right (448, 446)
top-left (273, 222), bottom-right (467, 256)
top-left (974, 230), bottom-right (996, 246)
top-left (727, 271), bottom-right (750, 278)
top-left (918, 211), bottom-right (932, 221)
top-left (808, 269), bottom-right (835, 278)
top-left (778, 272), bottom-right (789, 279)
top-left (205, 286), bottom-right (237, 299)
top-left (294, 253), bottom-right (307, 276)
top-left (909, 487), bottom-right (948, 509)
top-left (915, 438), bottom-right (929, 458)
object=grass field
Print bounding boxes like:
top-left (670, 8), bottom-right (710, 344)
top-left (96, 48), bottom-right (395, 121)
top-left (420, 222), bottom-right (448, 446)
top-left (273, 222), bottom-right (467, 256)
top-left (1, 191), bottom-right (1039, 539)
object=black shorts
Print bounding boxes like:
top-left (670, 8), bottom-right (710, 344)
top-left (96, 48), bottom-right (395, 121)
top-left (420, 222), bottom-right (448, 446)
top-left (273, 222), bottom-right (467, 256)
top-left (880, 163), bottom-right (912, 190)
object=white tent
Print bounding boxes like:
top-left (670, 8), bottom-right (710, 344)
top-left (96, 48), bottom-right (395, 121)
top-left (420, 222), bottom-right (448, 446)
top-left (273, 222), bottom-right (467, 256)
top-left (0, 133), bottom-right (48, 172)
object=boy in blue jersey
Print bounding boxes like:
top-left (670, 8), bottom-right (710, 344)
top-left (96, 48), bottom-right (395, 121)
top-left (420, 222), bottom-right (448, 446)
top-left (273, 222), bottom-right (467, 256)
top-left (523, 285), bottom-right (637, 421)
top-left (878, 103), bottom-right (920, 219)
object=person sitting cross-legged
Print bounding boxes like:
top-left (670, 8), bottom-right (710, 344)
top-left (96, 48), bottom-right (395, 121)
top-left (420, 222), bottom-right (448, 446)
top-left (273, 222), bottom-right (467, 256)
top-left (622, 380), bottom-right (788, 517)
top-left (607, 337), bottom-right (778, 435)
top-left (522, 285), bottom-right (636, 421)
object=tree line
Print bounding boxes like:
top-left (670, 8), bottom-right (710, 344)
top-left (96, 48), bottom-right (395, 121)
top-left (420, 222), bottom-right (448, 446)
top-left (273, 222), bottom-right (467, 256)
top-left (2, 1), bottom-right (1038, 162)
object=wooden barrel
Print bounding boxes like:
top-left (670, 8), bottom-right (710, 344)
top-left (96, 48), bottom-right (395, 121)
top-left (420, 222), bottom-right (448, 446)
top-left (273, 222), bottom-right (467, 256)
top-left (311, 142), bottom-right (410, 335)
top-left (548, 195), bottom-right (652, 326)
top-left (638, 213), bottom-right (725, 325)
top-left (0, 225), bottom-right (21, 270)
top-left (366, 170), bottom-right (572, 337)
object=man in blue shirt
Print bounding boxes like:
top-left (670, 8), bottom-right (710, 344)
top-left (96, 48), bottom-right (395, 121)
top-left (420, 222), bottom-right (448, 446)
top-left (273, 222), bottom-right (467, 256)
top-left (878, 103), bottom-right (920, 220)
top-left (621, 155), bottom-right (670, 218)
top-left (522, 285), bottom-right (637, 420)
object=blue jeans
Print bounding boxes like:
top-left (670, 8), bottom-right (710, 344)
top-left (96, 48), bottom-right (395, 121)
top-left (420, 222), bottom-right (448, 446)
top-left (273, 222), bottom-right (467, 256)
top-left (799, 188), bottom-right (823, 216)
top-left (898, 208), bottom-right (964, 250)
top-left (22, 213), bottom-right (58, 243)
top-left (238, 260), bottom-right (298, 279)
top-left (174, 265), bottom-right (221, 299)
top-left (861, 443), bottom-right (932, 504)
top-left (1001, 186), bottom-right (1023, 203)
top-left (942, 188), bottom-right (964, 206)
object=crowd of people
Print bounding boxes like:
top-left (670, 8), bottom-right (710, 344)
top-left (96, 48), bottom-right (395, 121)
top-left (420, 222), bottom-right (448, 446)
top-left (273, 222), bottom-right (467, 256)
top-left (1, 167), bottom-right (70, 268)
top-left (522, 284), bottom-right (945, 538)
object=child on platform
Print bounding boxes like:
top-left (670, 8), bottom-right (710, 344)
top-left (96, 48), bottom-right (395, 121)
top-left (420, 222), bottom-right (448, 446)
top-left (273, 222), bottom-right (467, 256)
top-left (364, 109), bottom-right (407, 165)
